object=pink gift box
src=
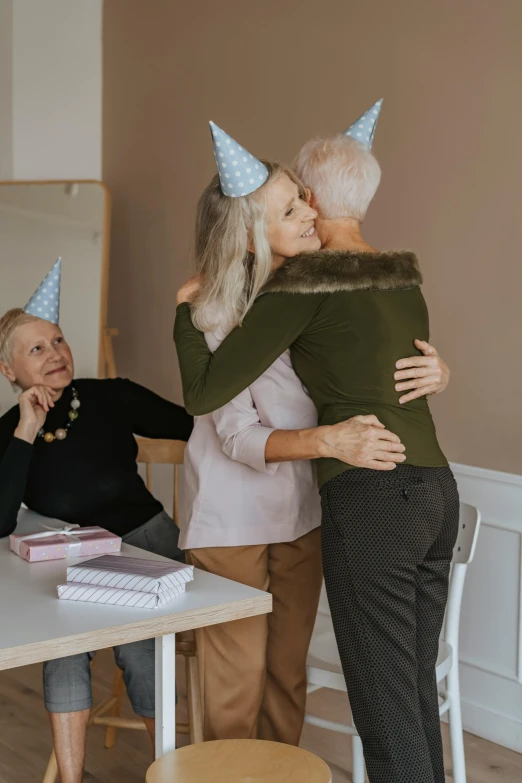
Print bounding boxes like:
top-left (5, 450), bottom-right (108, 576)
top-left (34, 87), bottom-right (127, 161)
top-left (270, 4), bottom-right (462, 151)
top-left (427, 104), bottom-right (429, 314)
top-left (10, 524), bottom-right (121, 563)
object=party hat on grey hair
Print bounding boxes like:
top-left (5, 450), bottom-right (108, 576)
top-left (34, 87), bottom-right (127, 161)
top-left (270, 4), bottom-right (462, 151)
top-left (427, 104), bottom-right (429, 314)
top-left (209, 121), bottom-right (269, 197)
top-left (343, 99), bottom-right (383, 149)
top-left (24, 258), bottom-right (61, 324)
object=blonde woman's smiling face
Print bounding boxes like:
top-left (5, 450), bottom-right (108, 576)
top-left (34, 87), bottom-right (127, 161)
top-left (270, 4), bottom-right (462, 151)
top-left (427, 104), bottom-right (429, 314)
top-left (262, 174), bottom-right (321, 268)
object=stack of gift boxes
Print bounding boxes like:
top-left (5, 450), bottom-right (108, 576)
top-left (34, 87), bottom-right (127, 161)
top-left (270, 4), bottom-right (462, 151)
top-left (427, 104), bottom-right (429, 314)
top-left (10, 524), bottom-right (194, 609)
top-left (57, 555), bottom-right (194, 608)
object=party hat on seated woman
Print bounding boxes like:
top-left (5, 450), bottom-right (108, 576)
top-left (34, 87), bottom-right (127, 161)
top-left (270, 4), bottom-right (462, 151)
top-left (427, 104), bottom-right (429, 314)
top-left (23, 258), bottom-right (61, 324)
top-left (343, 98), bottom-right (383, 149)
top-left (209, 121), bottom-right (268, 197)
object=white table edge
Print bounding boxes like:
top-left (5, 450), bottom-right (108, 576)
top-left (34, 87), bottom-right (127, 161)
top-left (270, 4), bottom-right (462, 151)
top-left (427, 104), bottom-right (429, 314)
top-left (0, 593), bottom-right (272, 671)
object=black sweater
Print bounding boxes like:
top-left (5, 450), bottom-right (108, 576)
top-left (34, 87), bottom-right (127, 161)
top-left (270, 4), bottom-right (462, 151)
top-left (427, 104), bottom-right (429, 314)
top-left (0, 378), bottom-right (193, 538)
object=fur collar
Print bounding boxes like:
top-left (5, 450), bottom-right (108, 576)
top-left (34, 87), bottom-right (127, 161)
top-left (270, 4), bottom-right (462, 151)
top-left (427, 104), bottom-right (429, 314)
top-left (262, 250), bottom-right (422, 295)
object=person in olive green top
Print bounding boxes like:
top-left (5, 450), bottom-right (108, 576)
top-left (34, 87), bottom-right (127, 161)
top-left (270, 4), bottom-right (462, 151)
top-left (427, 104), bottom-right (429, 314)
top-left (176, 248), bottom-right (448, 487)
top-left (175, 128), bottom-right (457, 783)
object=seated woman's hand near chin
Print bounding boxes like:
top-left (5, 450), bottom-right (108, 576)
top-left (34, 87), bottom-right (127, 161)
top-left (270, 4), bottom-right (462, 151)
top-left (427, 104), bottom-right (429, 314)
top-left (14, 386), bottom-right (58, 444)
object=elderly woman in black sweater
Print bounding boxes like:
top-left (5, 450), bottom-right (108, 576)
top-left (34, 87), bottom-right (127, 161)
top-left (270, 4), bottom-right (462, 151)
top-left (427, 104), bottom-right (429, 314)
top-left (0, 307), bottom-right (192, 783)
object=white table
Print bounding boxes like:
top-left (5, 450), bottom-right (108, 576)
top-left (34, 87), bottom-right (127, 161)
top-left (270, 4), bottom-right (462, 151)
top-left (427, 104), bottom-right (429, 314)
top-left (1, 510), bottom-right (272, 758)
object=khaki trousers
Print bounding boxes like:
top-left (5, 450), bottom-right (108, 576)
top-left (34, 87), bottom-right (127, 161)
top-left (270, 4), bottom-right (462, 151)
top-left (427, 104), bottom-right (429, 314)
top-left (189, 527), bottom-right (322, 745)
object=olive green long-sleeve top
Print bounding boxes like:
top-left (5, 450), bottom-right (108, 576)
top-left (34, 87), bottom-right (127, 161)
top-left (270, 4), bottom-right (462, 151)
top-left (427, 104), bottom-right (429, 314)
top-left (174, 249), bottom-right (448, 488)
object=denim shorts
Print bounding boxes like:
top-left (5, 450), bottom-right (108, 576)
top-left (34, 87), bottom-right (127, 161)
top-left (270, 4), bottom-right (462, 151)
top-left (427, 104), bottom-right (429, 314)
top-left (43, 510), bottom-right (183, 717)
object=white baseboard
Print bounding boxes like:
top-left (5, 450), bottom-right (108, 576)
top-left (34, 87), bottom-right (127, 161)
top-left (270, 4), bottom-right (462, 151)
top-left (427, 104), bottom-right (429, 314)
top-left (461, 699), bottom-right (522, 754)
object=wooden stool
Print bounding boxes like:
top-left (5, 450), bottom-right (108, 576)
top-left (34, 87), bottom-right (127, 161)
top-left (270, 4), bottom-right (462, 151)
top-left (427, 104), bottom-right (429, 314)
top-left (146, 740), bottom-right (332, 783)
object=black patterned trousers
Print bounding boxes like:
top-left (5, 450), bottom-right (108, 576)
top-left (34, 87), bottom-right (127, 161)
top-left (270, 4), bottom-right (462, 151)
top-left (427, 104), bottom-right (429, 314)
top-left (321, 465), bottom-right (459, 783)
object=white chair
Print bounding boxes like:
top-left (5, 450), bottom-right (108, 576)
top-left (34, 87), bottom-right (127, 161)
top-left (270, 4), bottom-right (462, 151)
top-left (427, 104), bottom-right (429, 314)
top-left (305, 502), bottom-right (481, 783)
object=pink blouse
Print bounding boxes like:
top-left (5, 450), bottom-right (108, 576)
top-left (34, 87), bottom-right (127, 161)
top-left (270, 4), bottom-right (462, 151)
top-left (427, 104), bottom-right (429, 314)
top-left (179, 326), bottom-right (321, 550)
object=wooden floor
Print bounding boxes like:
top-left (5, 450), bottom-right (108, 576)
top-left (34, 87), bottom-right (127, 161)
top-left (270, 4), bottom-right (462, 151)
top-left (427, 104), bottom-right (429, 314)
top-left (0, 648), bottom-right (520, 782)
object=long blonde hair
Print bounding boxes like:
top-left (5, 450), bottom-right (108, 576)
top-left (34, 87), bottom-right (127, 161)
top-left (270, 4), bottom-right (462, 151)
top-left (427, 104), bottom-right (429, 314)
top-left (191, 162), bottom-right (305, 333)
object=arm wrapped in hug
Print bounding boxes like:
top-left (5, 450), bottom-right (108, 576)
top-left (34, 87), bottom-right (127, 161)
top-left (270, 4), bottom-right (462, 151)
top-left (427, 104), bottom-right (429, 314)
top-left (212, 389), bottom-right (278, 474)
top-left (174, 295), bottom-right (320, 416)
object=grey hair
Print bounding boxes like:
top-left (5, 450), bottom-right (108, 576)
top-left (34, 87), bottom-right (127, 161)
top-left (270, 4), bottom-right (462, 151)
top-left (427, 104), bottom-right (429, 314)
top-left (293, 135), bottom-right (381, 221)
top-left (191, 162), bottom-right (306, 334)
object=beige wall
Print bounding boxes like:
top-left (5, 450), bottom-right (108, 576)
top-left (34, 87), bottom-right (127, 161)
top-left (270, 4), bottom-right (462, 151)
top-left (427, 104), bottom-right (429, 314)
top-left (0, 1), bottom-right (102, 181)
top-left (103, 0), bottom-right (522, 474)
top-left (12, 0), bottom-right (102, 180)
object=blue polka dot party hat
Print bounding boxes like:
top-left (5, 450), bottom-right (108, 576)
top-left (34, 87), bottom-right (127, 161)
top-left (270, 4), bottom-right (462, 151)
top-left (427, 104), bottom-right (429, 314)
top-left (209, 121), bottom-right (269, 197)
top-left (343, 99), bottom-right (383, 149)
top-left (23, 258), bottom-right (62, 324)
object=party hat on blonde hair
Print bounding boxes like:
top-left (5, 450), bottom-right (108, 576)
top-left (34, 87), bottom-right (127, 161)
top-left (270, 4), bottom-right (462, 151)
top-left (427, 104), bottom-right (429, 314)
top-left (24, 258), bottom-right (61, 324)
top-left (209, 121), bottom-right (268, 197)
top-left (343, 99), bottom-right (383, 149)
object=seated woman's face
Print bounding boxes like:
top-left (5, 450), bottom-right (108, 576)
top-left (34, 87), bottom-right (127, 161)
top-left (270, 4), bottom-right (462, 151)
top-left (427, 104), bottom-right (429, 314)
top-left (263, 174), bottom-right (321, 267)
top-left (6, 320), bottom-right (74, 391)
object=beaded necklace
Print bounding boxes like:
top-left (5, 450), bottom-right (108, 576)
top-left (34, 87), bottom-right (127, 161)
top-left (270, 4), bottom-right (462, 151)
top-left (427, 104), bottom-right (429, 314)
top-left (38, 386), bottom-right (80, 443)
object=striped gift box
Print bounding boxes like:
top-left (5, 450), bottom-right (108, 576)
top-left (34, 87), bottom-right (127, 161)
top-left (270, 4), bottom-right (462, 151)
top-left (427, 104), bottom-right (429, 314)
top-left (66, 555), bottom-right (193, 593)
top-left (57, 581), bottom-right (186, 608)
top-left (57, 554), bottom-right (194, 609)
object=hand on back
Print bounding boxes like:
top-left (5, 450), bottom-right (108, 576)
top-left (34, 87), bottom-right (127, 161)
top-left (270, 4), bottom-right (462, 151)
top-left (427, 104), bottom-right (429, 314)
top-left (395, 340), bottom-right (450, 404)
top-left (319, 415), bottom-right (406, 471)
top-left (321, 337), bottom-right (450, 470)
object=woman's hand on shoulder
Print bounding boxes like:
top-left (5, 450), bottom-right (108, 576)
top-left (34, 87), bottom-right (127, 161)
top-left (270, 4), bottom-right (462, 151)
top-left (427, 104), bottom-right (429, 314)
top-left (176, 274), bottom-right (204, 306)
top-left (14, 386), bottom-right (57, 444)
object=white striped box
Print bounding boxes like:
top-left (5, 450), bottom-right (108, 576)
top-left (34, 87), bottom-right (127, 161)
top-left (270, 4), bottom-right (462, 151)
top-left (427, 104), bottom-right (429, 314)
top-left (66, 554), bottom-right (193, 593)
top-left (57, 581), bottom-right (187, 608)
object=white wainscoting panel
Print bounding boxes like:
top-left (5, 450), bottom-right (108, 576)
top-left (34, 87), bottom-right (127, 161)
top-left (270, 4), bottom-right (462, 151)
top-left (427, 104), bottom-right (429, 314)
top-left (451, 462), bottom-right (522, 753)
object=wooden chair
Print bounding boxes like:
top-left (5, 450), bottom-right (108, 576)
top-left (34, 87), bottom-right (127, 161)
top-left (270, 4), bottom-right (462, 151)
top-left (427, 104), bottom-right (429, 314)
top-left (136, 437), bottom-right (186, 527)
top-left (42, 438), bottom-right (203, 783)
top-left (102, 327), bottom-right (119, 379)
top-left (145, 740), bottom-right (332, 783)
